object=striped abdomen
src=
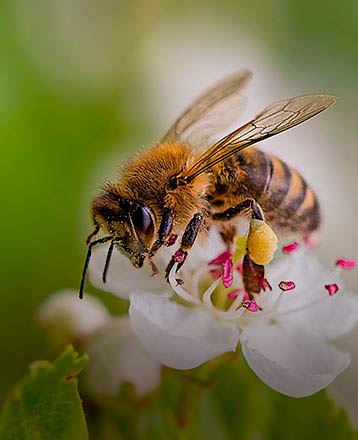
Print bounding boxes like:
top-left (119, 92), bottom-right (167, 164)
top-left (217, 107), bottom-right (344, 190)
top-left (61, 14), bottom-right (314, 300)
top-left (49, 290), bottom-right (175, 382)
top-left (210, 147), bottom-right (320, 235)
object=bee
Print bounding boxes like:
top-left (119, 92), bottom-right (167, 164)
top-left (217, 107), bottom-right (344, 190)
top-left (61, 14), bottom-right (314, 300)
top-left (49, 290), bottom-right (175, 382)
top-left (79, 70), bottom-right (336, 299)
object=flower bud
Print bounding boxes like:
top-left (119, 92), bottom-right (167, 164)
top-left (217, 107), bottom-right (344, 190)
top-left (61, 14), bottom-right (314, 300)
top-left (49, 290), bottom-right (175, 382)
top-left (37, 289), bottom-right (111, 350)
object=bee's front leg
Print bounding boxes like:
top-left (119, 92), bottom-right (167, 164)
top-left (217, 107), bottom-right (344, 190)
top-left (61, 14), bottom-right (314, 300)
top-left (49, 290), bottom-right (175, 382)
top-left (165, 213), bottom-right (203, 280)
top-left (149, 208), bottom-right (174, 257)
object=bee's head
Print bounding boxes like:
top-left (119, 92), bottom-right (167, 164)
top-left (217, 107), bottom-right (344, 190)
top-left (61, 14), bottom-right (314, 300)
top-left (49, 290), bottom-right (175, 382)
top-left (91, 191), bottom-right (156, 268)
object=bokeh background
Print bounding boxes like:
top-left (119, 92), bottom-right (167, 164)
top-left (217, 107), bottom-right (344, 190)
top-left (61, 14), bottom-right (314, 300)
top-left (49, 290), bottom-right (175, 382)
top-left (1, 0), bottom-right (357, 433)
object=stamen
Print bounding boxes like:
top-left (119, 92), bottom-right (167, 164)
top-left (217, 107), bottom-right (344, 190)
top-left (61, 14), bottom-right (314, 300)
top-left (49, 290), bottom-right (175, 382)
top-left (242, 300), bottom-right (260, 312)
top-left (166, 234), bottom-right (178, 247)
top-left (217, 306), bottom-right (246, 321)
top-left (191, 266), bottom-right (211, 298)
top-left (222, 259), bottom-right (234, 288)
top-left (325, 266), bottom-right (342, 285)
top-left (208, 250), bottom-right (232, 266)
top-left (278, 281), bottom-right (296, 291)
top-left (202, 279), bottom-right (220, 308)
top-left (282, 241), bottom-right (299, 254)
top-left (227, 289), bottom-right (241, 300)
top-left (325, 283), bottom-right (339, 296)
top-left (209, 268), bottom-right (222, 279)
top-left (174, 250), bottom-right (186, 263)
top-left (168, 263), bottom-right (201, 305)
top-left (208, 249), bottom-right (234, 288)
top-left (259, 278), bottom-right (272, 292)
top-left (228, 290), bottom-right (245, 312)
top-left (336, 259), bottom-right (356, 269)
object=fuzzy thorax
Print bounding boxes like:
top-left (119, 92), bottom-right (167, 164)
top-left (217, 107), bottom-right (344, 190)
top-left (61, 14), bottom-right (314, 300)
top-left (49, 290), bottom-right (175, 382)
top-left (117, 142), bottom-right (210, 228)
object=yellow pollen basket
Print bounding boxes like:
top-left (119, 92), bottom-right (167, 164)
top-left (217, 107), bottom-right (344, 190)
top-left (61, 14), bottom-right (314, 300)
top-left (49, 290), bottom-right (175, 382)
top-left (247, 219), bottom-right (278, 265)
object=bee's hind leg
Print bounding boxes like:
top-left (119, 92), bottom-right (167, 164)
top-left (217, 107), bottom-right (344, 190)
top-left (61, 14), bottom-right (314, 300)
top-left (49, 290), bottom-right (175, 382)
top-left (165, 213), bottom-right (203, 280)
top-left (211, 199), bottom-right (277, 299)
top-left (242, 254), bottom-right (265, 299)
top-left (211, 198), bottom-right (264, 222)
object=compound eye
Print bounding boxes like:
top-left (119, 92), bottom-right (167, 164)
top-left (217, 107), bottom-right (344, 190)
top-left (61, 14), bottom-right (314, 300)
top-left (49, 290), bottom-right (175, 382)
top-left (130, 203), bottom-right (155, 243)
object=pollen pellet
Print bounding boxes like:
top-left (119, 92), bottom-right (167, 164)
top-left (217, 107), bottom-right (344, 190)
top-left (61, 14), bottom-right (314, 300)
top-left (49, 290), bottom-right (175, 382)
top-left (247, 220), bottom-right (278, 265)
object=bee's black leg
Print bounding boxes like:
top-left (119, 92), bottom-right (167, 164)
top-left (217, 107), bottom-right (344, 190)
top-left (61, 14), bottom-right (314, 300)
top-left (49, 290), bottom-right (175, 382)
top-left (242, 254), bottom-right (265, 299)
top-left (211, 198), bottom-right (264, 221)
top-left (149, 208), bottom-right (174, 257)
top-left (165, 213), bottom-right (203, 280)
top-left (212, 200), bottom-right (267, 298)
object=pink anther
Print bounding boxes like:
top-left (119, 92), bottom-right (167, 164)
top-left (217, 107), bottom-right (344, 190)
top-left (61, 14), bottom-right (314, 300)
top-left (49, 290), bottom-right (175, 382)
top-left (173, 250), bottom-right (186, 263)
top-left (227, 288), bottom-right (241, 300)
top-left (209, 250), bottom-right (232, 266)
top-left (282, 242), bottom-right (299, 254)
top-left (242, 300), bottom-right (260, 312)
top-left (166, 234), bottom-right (178, 247)
top-left (335, 259), bottom-right (356, 269)
top-left (222, 259), bottom-right (234, 288)
top-left (325, 283), bottom-right (339, 296)
top-left (278, 281), bottom-right (296, 291)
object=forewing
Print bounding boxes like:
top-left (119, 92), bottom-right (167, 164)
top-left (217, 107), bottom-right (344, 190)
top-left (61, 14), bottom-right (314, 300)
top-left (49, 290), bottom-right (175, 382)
top-left (162, 70), bottom-right (252, 148)
top-left (183, 94), bottom-right (336, 180)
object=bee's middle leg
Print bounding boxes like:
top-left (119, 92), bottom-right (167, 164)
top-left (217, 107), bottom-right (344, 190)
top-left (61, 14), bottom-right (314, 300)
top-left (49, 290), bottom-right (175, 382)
top-left (165, 213), bottom-right (203, 280)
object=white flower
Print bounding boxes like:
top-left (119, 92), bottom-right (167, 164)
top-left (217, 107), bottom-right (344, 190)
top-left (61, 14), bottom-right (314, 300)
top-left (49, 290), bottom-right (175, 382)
top-left (38, 289), bottom-right (111, 349)
top-left (38, 290), bottom-right (161, 397)
top-left (89, 231), bottom-right (358, 398)
top-left (84, 316), bottom-right (161, 398)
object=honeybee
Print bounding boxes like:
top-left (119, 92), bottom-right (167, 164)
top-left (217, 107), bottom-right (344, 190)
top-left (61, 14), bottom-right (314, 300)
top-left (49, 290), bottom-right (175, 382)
top-left (79, 70), bottom-right (336, 299)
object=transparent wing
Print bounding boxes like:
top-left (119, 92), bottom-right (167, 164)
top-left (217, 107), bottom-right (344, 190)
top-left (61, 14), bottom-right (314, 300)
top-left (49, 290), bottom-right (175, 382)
top-left (162, 70), bottom-right (252, 148)
top-left (182, 94), bottom-right (336, 181)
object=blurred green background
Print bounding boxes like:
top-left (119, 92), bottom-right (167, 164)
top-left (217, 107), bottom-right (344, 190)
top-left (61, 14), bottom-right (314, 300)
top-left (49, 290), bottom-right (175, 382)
top-left (0, 0), bottom-right (357, 429)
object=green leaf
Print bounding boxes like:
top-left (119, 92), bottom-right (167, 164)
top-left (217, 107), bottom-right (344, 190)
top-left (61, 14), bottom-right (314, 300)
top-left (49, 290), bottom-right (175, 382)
top-left (0, 346), bottom-right (88, 440)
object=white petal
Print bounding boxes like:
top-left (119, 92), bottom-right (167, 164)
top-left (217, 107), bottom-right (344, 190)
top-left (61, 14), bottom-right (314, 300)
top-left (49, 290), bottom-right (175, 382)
top-left (38, 289), bottom-right (111, 343)
top-left (240, 320), bottom-right (350, 397)
top-left (129, 292), bottom-right (240, 369)
top-left (264, 251), bottom-right (358, 340)
top-left (84, 316), bottom-right (161, 397)
top-left (278, 288), bottom-right (358, 340)
top-left (265, 251), bottom-right (331, 312)
top-left (89, 246), bottom-right (168, 299)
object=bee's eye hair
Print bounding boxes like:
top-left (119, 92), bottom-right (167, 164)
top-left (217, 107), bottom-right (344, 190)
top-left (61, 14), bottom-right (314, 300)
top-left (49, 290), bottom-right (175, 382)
top-left (130, 203), bottom-right (155, 240)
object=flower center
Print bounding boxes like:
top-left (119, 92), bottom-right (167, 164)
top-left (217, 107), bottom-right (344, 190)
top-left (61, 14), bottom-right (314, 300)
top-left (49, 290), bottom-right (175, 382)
top-left (167, 238), bottom-right (353, 325)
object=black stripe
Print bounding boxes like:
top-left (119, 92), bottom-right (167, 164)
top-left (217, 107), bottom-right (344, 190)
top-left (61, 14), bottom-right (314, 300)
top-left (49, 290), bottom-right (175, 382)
top-left (300, 195), bottom-right (321, 231)
top-left (236, 149), bottom-right (270, 198)
top-left (287, 175), bottom-right (308, 212)
top-left (211, 199), bottom-right (225, 207)
top-left (271, 159), bottom-right (291, 206)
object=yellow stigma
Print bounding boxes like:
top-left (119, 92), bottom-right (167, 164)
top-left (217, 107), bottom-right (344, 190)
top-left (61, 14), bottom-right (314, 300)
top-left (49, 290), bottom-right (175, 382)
top-left (247, 219), bottom-right (278, 265)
